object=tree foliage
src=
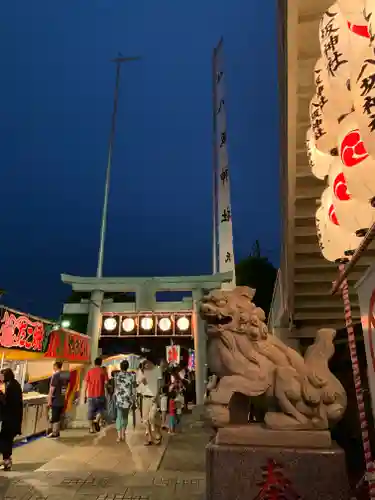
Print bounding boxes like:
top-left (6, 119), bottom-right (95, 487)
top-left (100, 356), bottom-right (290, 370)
top-left (235, 240), bottom-right (277, 318)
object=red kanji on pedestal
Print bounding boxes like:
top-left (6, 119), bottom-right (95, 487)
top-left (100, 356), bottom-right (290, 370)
top-left (253, 459), bottom-right (300, 500)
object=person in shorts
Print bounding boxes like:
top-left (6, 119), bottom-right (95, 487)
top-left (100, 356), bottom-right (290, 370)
top-left (168, 391), bottom-right (177, 434)
top-left (47, 361), bottom-right (69, 438)
top-left (160, 386), bottom-right (168, 429)
top-left (84, 357), bottom-right (108, 433)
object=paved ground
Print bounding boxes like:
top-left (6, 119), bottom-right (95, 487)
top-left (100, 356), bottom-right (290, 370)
top-left (1, 412), bottom-right (209, 499)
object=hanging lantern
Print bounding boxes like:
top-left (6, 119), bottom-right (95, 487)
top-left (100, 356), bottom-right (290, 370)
top-left (338, 0), bottom-right (367, 25)
top-left (166, 344), bottom-right (180, 365)
top-left (319, 5), bottom-right (350, 83)
top-left (309, 95), bottom-right (339, 153)
top-left (314, 58), bottom-right (352, 128)
top-left (320, 4), bottom-right (369, 87)
top-left (351, 44), bottom-right (375, 158)
top-left (364, 1), bottom-right (375, 46)
top-left (316, 188), bottom-right (361, 262)
top-left (338, 114), bottom-right (375, 205)
top-left (328, 158), bottom-right (375, 236)
top-left (306, 128), bottom-right (336, 179)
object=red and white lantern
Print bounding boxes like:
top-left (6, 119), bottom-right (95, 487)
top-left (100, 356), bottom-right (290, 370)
top-left (328, 158), bottom-right (375, 235)
top-left (314, 58), bottom-right (352, 129)
top-left (319, 5), bottom-right (350, 84)
top-left (338, 0), bottom-right (366, 25)
top-left (320, 4), bottom-right (369, 85)
top-left (351, 44), bottom-right (375, 158)
top-left (316, 188), bottom-right (361, 263)
top-left (338, 115), bottom-right (375, 204)
top-left (306, 128), bottom-right (335, 179)
top-left (309, 95), bottom-right (339, 154)
top-left (364, 1), bottom-right (375, 47)
top-left (166, 344), bottom-right (180, 365)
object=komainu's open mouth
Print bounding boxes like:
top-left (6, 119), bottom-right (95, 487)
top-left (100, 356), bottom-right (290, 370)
top-left (205, 314), bottom-right (232, 326)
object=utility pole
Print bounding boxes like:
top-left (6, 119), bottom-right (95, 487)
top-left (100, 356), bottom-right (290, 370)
top-left (96, 55), bottom-right (141, 278)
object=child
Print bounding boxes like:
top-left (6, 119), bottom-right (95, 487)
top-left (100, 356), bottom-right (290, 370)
top-left (175, 391), bottom-right (184, 430)
top-left (160, 387), bottom-right (168, 429)
top-left (168, 391), bottom-right (177, 434)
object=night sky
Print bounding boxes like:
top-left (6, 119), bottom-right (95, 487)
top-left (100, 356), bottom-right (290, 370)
top-left (1, 1), bottom-right (280, 319)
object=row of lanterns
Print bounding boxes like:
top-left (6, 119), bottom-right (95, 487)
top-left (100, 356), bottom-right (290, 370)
top-left (309, 1), bottom-right (375, 262)
top-left (102, 314), bottom-right (191, 335)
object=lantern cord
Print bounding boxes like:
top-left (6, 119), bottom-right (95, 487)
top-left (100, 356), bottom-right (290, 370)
top-left (339, 264), bottom-right (375, 498)
top-left (332, 223), bottom-right (375, 295)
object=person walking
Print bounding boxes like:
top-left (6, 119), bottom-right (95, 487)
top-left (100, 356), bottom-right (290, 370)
top-left (167, 390), bottom-right (177, 435)
top-left (0, 368), bottom-right (23, 471)
top-left (114, 360), bottom-right (135, 442)
top-left (84, 357), bottom-right (108, 433)
top-left (141, 358), bottom-right (163, 446)
top-left (106, 369), bottom-right (119, 424)
top-left (47, 361), bottom-right (70, 438)
top-left (136, 362), bottom-right (145, 421)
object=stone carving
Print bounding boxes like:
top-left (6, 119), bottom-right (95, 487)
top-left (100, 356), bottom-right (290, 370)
top-left (200, 286), bottom-right (347, 430)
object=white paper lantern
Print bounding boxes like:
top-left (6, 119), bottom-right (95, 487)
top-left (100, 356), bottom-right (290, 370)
top-left (103, 317), bottom-right (117, 332)
top-left (320, 5), bottom-right (350, 83)
top-left (309, 95), bottom-right (339, 153)
top-left (351, 44), bottom-right (375, 158)
top-left (158, 317), bottom-right (172, 332)
top-left (328, 158), bottom-right (375, 235)
top-left (140, 317), bottom-right (153, 330)
top-left (364, 1), bottom-right (375, 46)
top-left (338, 115), bottom-right (375, 204)
top-left (122, 317), bottom-right (135, 333)
top-left (306, 128), bottom-right (336, 179)
top-left (316, 188), bottom-right (361, 262)
top-left (314, 58), bottom-right (352, 128)
top-left (320, 4), bottom-right (369, 86)
top-left (338, 0), bottom-right (366, 25)
top-left (176, 316), bottom-right (190, 331)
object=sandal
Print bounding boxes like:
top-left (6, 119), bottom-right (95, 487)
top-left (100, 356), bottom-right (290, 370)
top-left (3, 460), bottom-right (12, 471)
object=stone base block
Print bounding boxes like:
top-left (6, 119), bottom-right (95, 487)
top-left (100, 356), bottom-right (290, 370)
top-left (206, 441), bottom-right (350, 500)
top-left (215, 425), bottom-right (332, 448)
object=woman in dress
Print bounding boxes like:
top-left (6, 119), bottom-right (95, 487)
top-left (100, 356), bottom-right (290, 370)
top-left (114, 360), bottom-right (135, 442)
top-left (0, 368), bottom-right (23, 470)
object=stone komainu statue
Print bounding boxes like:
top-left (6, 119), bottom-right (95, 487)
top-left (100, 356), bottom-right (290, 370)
top-left (200, 286), bottom-right (347, 430)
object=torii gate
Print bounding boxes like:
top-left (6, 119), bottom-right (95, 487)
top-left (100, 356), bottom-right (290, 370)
top-left (61, 271), bottom-right (232, 405)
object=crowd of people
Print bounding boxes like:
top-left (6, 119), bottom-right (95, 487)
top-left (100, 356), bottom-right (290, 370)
top-left (83, 356), bottom-right (196, 445)
top-left (0, 355), bottom-right (196, 472)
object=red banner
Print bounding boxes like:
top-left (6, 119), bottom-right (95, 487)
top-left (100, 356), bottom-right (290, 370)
top-left (45, 330), bottom-right (90, 363)
top-left (0, 309), bottom-right (45, 352)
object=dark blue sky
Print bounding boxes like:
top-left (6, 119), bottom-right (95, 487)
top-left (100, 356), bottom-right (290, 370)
top-left (1, 1), bottom-right (280, 318)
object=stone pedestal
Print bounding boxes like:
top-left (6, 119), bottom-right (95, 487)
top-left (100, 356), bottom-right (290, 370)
top-left (206, 429), bottom-right (350, 500)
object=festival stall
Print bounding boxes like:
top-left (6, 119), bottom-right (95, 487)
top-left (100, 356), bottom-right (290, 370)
top-left (102, 353), bottom-right (144, 374)
top-left (0, 306), bottom-right (90, 439)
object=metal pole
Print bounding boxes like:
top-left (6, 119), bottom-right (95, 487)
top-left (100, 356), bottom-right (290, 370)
top-left (96, 56), bottom-right (141, 278)
top-left (212, 46), bottom-right (218, 275)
